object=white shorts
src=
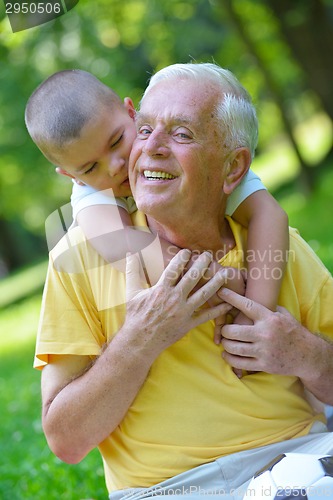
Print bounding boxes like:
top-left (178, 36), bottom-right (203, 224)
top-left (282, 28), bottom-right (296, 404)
top-left (109, 424), bottom-right (332, 500)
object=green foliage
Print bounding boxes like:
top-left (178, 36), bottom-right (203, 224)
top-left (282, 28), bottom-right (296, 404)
top-left (0, 3), bottom-right (332, 496)
top-left (2, 0), bottom-right (236, 265)
top-left (0, 296), bottom-right (107, 500)
top-left (0, 260), bottom-right (47, 308)
top-left (279, 170), bottom-right (333, 275)
top-left (1, 0), bottom-right (332, 272)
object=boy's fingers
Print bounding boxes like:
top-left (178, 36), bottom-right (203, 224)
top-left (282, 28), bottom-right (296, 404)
top-left (187, 268), bottom-right (226, 309)
top-left (194, 302), bottom-right (232, 328)
top-left (180, 251), bottom-right (214, 296)
top-left (213, 316), bottom-right (225, 345)
top-left (232, 368), bottom-right (244, 379)
top-left (157, 249), bottom-right (192, 287)
top-left (218, 288), bottom-right (269, 322)
top-left (126, 253), bottom-right (145, 302)
top-left (213, 313), bottom-right (227, 344)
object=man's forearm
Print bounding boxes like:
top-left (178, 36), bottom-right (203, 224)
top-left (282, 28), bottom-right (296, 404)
top-left (43, 329), bottom-right (157, 464)
top-left (298, 331), bottom-right (333, 406)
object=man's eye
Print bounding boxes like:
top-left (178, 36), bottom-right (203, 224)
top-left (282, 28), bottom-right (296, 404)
top-left (174, 128), bottom-right (192, 141)
top-left (138, 126), bottom-right (152, 136)
top-left (85, 163), bottom-right (97, 175)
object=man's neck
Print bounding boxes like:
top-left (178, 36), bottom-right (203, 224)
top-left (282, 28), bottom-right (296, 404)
top-left (146, 214), bottom-right (235, 261)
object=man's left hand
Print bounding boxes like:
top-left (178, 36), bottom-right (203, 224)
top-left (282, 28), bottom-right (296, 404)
top-left (219, 288), bottom-right (317, 377)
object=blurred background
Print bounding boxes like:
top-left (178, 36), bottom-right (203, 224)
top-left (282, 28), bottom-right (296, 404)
top-left (0, 0), bottom-right (332, 498)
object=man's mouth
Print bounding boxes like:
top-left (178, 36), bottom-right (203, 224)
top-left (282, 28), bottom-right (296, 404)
top-left (143, 170), bottom-right (177, 180)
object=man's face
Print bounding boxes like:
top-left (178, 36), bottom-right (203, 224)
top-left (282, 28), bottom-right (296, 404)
top-left (55, 99), bottom-right (136, 197)
top-left (129, 79), bottom-right (230, 223)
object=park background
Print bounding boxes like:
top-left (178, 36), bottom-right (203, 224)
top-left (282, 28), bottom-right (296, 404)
top-left (0, 0), bottom-right (332, 498)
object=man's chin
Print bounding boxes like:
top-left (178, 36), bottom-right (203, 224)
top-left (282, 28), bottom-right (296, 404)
top-left (136, 194), bottom-right (173, 219)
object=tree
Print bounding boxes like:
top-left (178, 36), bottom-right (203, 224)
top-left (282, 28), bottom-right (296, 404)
top-left (1, 0), bottom-right (332, 272)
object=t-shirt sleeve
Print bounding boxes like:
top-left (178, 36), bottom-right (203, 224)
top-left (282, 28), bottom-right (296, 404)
top-left (281, 228), bottom-right (333, 342)
top-left (34, 233), bottom-right (106, 369)
top-left (71, 183), bottom-right (131, 220)
top-left (304, 274), bottom-right (333, 342)
top-left (225, 169), bottom-right (267, 216)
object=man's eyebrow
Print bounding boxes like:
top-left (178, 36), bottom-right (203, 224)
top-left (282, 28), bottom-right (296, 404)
top-left (135, 113), bottom-right (192, 126)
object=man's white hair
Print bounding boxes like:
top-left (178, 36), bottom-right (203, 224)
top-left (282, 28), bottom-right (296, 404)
top-left (141, 62), bottom-right (258, 159)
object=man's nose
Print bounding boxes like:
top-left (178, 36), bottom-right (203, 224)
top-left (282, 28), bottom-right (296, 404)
top-left (143, 130), bottom-right (170, 157)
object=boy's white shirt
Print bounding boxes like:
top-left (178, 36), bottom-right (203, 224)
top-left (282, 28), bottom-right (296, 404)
top-left (71, 184), bottom-right (137, 219)
top-left (70, 169), bottom-right (266, 221)
top-left (224, 169), bottom-right (266, 215)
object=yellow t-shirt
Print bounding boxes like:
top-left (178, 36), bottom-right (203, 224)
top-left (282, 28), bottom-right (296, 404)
top-left (34, 214), bottom-right (333, 491)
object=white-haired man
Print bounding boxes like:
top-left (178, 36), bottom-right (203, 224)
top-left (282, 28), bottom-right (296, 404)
top-left (35, 63), bottom-right (333, 499)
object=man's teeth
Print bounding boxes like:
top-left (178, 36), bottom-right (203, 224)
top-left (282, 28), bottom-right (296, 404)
top-left (143, 170), bottom-right (176, 180)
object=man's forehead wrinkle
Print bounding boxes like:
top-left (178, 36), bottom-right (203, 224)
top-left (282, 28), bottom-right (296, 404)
top-left (136, 111), bottom-right (193, 126)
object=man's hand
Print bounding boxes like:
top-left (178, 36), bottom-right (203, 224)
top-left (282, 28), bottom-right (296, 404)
top-left (218, 288), bottom-right (305, 375)
top-left (218, 288), bottom-right (326, 375)
top-left (41, 249), bottom-right (233, 464)
top-left (125, 249), bottom-right (233, 357)
top-left (219, 288), bottom-right (333, 405)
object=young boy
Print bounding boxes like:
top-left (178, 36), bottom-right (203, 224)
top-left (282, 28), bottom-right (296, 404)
top-left (25, 69), bottom-right (288, 344)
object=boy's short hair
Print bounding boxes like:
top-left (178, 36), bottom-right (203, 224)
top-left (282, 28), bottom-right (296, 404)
top-left (25, 69), bottom-right (122, 163)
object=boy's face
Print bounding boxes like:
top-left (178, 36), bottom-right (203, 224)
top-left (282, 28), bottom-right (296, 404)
top-left (55, 98), bottom-right (136, 197)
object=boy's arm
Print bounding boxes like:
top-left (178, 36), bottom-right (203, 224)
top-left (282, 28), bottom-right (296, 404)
top-left (221, 190), bottom-right (289, 377)
top-left (77, 204), bottom-right (157, 274)
top-left (77, 205), bottom-right (246, 304)
top-left (233, 190), bottom-right (289, 312)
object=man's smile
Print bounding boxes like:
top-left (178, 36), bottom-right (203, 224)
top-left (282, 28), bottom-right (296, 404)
top-left (143, 170), bottom-right (177, 181)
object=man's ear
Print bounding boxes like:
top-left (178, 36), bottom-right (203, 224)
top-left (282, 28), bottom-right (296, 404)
top-left (55, 167), bottom-right (86, 186)
top-left (223, 148), bottom-right (251, 195)
top-left (124, 97), bottom-right (136, 120)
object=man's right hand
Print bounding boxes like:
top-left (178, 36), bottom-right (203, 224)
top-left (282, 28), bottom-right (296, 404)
top-left (41, 249), bottom-right (232, 464)
top-left (124, 249), bottom-right (233, 357)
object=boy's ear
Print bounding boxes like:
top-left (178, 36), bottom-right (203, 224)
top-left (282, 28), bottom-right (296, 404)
top-left (124, 97), bottom-right (136, 119)
top-left (55, 167), bottom-right (75, 179)
top-left (223, 148), bottom-right (251, 195)
top-left (55, 167), bottom-right (86, 186)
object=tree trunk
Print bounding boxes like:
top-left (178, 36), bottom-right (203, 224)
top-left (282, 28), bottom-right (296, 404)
top-left (267, 0), bottom-right (333, 121)
top-left (0, 218), bottom-right (22, 275)
top-left (220, 0), bottom-right (315, 192)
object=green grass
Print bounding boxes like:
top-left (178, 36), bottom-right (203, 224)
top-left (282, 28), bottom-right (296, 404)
top-left (0, 296), bottom-right (107, 500)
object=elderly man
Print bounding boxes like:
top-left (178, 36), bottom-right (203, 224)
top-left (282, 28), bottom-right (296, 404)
top-left (35, 63), bottom-right (333, 499)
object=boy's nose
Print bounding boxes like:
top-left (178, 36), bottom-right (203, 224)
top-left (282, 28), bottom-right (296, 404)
top-left (107, 157), bottom-right (125, 176)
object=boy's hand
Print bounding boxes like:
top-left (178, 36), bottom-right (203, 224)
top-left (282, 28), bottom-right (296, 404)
top-left (207, 266), bottom-right (248, 378)
top-left (227, 311), bottom-right (254, 378)
top-left (206, 264), bottom-right (246, 345)
top-left (206, 262), bottom-right (246, 303)
top-left (203, 264), bottom-right (247, 372)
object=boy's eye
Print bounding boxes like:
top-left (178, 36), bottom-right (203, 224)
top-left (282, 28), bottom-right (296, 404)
top-left (111, 133), bottom-right (123, 148)
top-left (85, 163), bottom-right (97, 175)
